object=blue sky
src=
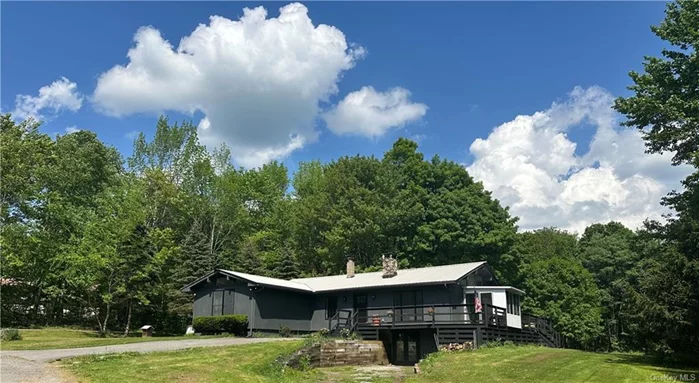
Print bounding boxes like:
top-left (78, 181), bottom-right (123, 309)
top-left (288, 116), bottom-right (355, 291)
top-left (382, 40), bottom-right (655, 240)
top-left (3, 1), bottom-right (689, 232)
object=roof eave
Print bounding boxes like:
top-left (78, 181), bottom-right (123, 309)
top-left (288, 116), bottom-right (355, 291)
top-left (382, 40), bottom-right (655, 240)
top-left (182, 269), bottom-right (313, 294)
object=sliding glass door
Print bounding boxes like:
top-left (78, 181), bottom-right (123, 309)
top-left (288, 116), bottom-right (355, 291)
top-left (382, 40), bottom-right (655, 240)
top-left (393, 290), bottom-right (424, 323)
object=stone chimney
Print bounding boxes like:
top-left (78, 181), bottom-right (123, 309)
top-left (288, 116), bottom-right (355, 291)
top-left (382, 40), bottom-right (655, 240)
top-left (382, 255), bottom-right (398, 278)
top-left (346, 258), bottom-right (355, 278)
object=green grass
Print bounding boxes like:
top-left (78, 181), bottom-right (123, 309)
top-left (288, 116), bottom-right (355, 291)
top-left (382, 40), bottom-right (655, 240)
top-left (407, 345), bottom-right (698, 383)
top-left (0, 327), bottom-right (222, 351)
top-left (62, 341), bottom-right (328, 383)
top-left (60, 342), bottom-right (698, 383)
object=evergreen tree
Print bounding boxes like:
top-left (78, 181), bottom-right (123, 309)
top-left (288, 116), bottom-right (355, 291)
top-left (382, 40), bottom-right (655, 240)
top-left (177, 220), bottom-right (213, 286)
top-left (235, 236), bottom-right (263, 275)
top-left (273, 247), bottom-right (300, 280)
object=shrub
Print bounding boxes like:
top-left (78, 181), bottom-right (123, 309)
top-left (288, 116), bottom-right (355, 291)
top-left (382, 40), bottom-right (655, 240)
top-left (340, 328), bottom-right (358, 340)
top-left (302, 330), bottom-right (332, 346)
top-left (192, 315), bottom-right (247, 335)
top-left (279, 325), bottom-right (292, 338)
top-left (0, 328), bottom-right (22, 341)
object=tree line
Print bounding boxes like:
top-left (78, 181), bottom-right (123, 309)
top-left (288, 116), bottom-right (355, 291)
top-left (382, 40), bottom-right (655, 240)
top-left (1, 0), bottom-right (697, 356)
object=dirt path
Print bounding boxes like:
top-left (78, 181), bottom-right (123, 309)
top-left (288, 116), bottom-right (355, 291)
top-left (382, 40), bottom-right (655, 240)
top-left (0, 337), bottom-right (294, 383)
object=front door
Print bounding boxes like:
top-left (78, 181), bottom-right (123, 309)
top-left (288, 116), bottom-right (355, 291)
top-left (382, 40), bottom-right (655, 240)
top-left (353, 293), bottom-right (368, 323)
top-left (481, 293), bottom-right (493, 325)
top-left (393, 331), bottom-right (420, 365)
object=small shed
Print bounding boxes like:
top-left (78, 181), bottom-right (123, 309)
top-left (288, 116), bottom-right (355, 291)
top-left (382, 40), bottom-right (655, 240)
top-left (140, 325), bottom-right (154, 337)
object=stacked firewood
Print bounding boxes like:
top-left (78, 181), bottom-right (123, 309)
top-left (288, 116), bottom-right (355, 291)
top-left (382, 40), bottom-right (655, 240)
top-left (438, 341), bottom-right (475, 352)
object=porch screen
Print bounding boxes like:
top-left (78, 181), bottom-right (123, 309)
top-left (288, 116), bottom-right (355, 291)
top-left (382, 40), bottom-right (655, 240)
top-left (393, 291), bottom-right (424, 322)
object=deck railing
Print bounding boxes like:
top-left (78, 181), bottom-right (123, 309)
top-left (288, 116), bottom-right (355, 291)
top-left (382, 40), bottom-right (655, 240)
top-left (346, 303), bottom-right (508, 329)
top-left (521, 314), bottom-right (564, 348)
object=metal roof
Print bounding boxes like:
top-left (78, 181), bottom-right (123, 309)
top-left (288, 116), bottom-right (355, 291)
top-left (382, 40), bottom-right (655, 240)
top-left (217, 269), bottom-right (313, 292)
top-left (291, 261), bottom-right (487, 293)
top-left (183, 261), bottom-right (487, 293)
top-left (463, 285), bottom-right (526, 294)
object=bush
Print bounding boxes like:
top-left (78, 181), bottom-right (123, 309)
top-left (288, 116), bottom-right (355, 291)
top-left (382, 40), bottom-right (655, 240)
top-left (279, 325), bottom-right (292, 338)
top-left (340, 328), bottom-right (358, 340)
top-left (192, 315), bottom-right (247, 335)
top-left (0, 328), bottom-right (22, 341)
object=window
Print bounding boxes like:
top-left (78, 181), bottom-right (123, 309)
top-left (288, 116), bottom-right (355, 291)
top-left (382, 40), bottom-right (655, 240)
top-left (211, 289), bottom-right (234, 316)
top-left (507, 292), bottom-right (520, 315)
top-left (326, 296), bottom-right (338, 319)
top-left (393, 290), bottom-right (424, 322)
top-left (212, 290), bottom-right (224, 316)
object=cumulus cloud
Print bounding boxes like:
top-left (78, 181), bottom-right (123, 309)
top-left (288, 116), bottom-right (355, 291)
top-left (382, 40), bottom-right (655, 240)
top-left (466, 86), bottom-right (692, 233)
top-left (92, 3), bottom-right (365, 168)
top-left (12, 77), bottom-right (83, 121)
top-left (323, 86), bottom-right (428, 137)
top-left (65, 126), bottom-right (81, 134)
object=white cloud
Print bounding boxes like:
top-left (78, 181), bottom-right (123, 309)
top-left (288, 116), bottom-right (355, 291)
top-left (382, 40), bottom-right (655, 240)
top-left (323, 86), bottom-right (428, 137)
top-left (124, 131), bottom-right (140, 140)
top-left (92, 3), bottom-right (365, 168)
top-left (12, 77), bottom-right (83, 121)
top-left (466, 86), bottom-right (692, 233)
top-left (65, 126), bottom-right (81, 134)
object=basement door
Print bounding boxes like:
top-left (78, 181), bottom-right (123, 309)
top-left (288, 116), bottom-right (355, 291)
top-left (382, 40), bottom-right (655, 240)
top-left (392, 331), bottom-right (420, 365)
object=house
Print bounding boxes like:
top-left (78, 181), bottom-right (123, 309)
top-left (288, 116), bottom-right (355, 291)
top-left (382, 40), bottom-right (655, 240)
top-left (182, 256), bottom-right (563, 365)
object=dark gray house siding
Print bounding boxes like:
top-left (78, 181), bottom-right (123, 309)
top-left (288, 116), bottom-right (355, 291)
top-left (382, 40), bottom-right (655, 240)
top-left (191, 276), bottom-right (316, 332)
top-left (190, 275), bottom-right (464, 333)
top-left (193, 277), bottom-right (252, 318)
top-left (252, 288), bottom-right (315, 332)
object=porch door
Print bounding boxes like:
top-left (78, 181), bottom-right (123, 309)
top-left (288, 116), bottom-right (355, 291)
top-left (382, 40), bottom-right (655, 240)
top-left (393, 331), bottom-right (420, 365)
top-left (354, 294), bottom-right (368, 323)
top-left (481, 293), bottom-right (493, 325)
top-left (394, 291), bottom-right (423, 323)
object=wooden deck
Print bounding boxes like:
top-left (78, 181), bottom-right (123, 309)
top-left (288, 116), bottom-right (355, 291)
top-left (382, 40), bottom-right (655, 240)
top-left (328, 303), bottom-right (564, 348)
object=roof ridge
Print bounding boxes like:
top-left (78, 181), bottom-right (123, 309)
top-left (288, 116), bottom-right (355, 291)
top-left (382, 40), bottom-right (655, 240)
top-left (290, 261), bottom-right (485, 281)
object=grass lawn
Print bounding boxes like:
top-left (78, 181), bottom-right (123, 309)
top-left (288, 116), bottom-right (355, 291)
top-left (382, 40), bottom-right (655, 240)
top-left (408, 345), bottom-right (698, 383)
top-left (0, 328), bottom-right (221, 351)
top-left (60, 342), bottom-right (698, 383)
top-left (62, 341), bottom-right (330, 383)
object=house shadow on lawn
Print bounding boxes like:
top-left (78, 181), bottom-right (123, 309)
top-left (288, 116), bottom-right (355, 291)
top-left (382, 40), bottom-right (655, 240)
top-left (604, 353), bottom-right (699, 376)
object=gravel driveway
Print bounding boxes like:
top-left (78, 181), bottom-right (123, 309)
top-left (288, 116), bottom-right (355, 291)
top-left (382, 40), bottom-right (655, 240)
top-left (1, 337), bottom-right (294, 383)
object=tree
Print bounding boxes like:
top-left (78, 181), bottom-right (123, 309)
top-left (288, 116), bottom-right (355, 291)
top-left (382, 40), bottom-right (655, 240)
top-left (291, 161), bottom-right (331, 275)
top-left (522, 257), bottom-right (603, 349)
top-left (234, 235), bottom-right (264, 275)
top-left (1, 116), bottom-right (123, 326)
top-left (116, 224), bottom-right (158, 335)
top-left (577, 222), bottom-right (639, 350)
top-left (614, 0), bottom-right (699, 167)
top-left (178, 221), bottom-right (215, 286)
top-left (511, 227), bottom-right (578, 286)
top-left (273, 247), bottom-right (300, 280)
top-left (614, 0), bottom-right (699, 355)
